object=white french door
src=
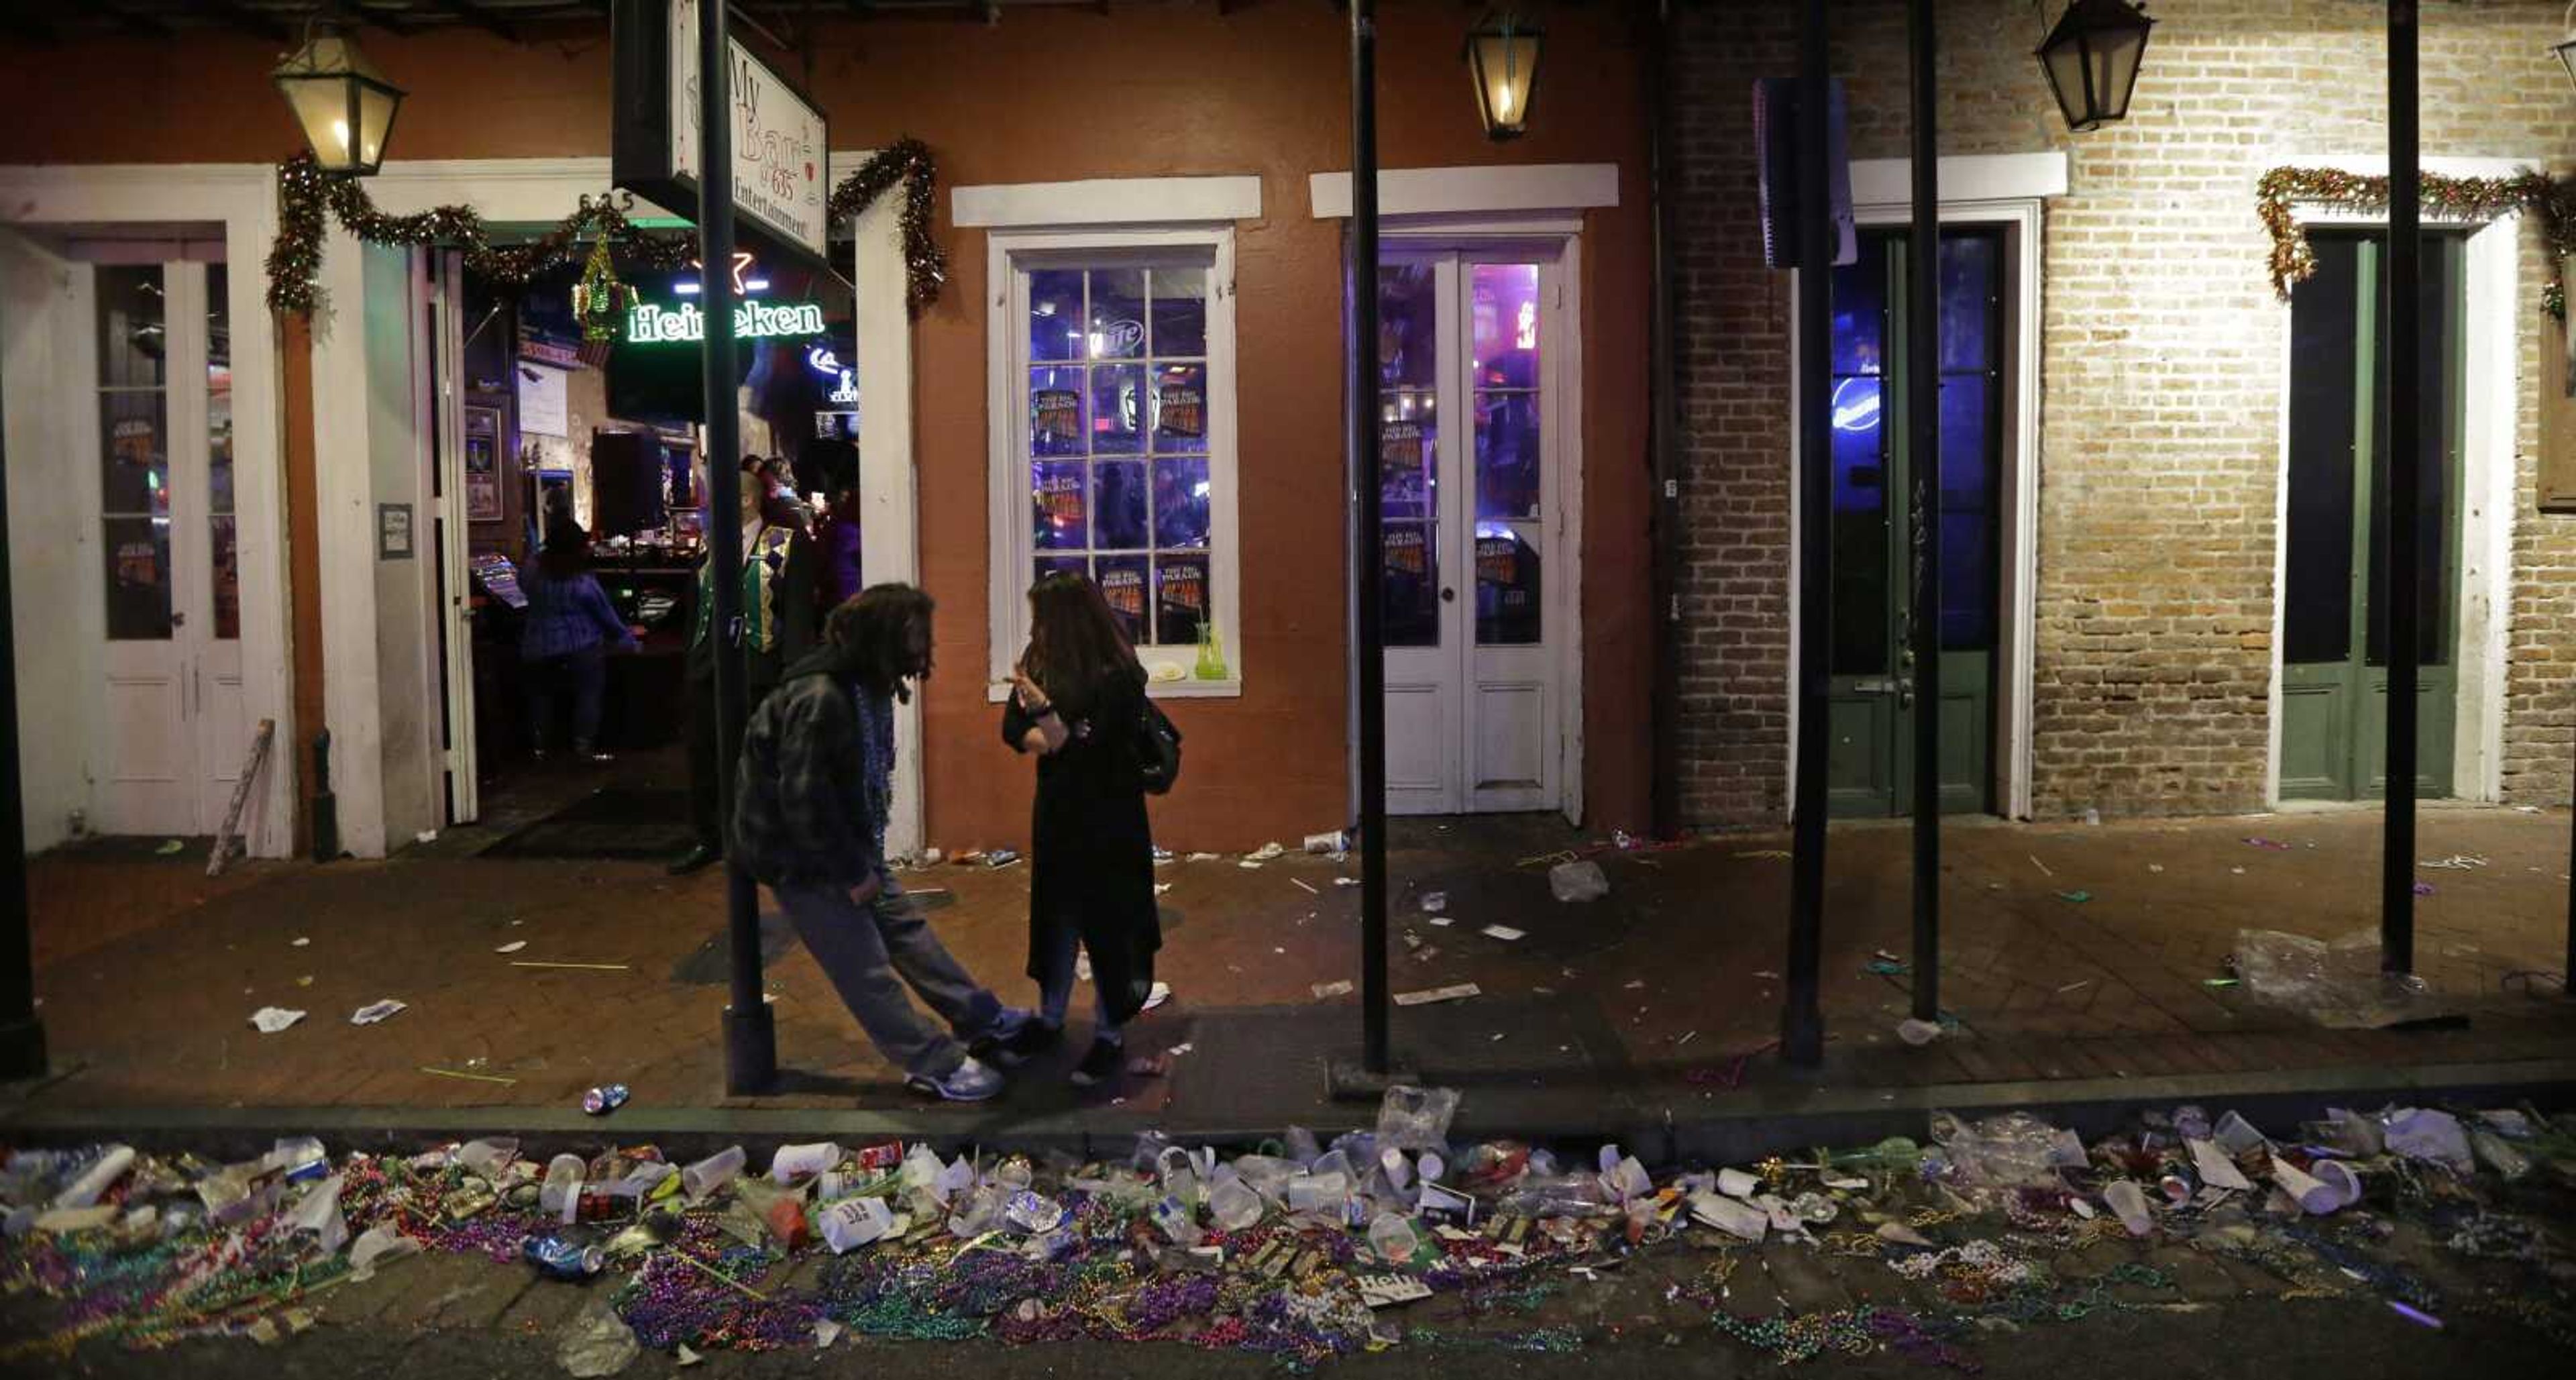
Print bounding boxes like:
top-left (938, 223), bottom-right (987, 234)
top-left (1377, 250), bottom-right (1568, 816)
top-left (91, 257), bottom-right (246, 836)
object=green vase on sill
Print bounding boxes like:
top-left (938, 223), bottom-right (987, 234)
top-left (1194, 619), bottom-right (1229, 681)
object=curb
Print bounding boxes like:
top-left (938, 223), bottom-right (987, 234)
top-left (7, 1056), bottom-right (2572, 1167)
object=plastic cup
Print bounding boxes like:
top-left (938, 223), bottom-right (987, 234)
top-left (1368, 1212), bottom-right (1419, 1263)
top-left (2102, 1180), bottom-right (2154, 1237)
top-left (2311, 1159), bottom-right (2363, 1209)
top-left (681, 1145), bottom-right (746, 1200)
top-left (770, 1142), bottom-right (843, 1185)
top-left (539, 1154), bottom-right (586, 1224)
top-left (2273, 1160), bottom-right (2339, 1214)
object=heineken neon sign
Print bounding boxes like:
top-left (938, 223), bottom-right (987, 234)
top-left (626, 299), bottom-right (826, 344)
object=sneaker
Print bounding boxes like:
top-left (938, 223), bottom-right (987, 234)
top-left (1069, 1034), bottom-right (1126, 1088)
top-left (905, 1055), bottom-right (1005, 1103)
top-left (994, 1018), bottom-right (1065, 1065)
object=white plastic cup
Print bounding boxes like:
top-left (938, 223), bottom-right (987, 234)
top-left (1717, 1167), bottom-right (1762, 1199)
top-left (51, 1146), bottom-right (137, 1211)
top-left (2103, 1180), bottom-right (2155, 1237)
top-left (1689, 1192), bottom-right (1768, 1242)
top-left (1285, 1171), bottom-right (1349, 1212)
top-left (2311, 1159), bottom-right (2363, 1209)
top-left (816, 1196), bottom-right (897, 1253)
top-left (2273, 1160), bottom-right (2340, 1214)
top-left (1380, 1148), bottom-right (1414, 1192)
top-left (682, 1145), bottom-right (747, 1200)
top-left (770, 1142), bottom-right (843, 1185)
top-left (1368, 1212), bottom-right (1419, 1263)
top-left (539, 1154), bottom-right (586, 1224)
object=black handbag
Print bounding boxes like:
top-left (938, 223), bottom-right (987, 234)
top-left (1136, 697), bottom-right (1183, 796)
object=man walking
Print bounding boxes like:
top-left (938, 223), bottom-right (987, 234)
top-left (731, 583), bottom-right (1028, 1101)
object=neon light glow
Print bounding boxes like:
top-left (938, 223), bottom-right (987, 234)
top-left (626, 299), bottom-right (826, 343)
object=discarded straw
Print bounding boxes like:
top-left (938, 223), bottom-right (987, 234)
top-left (418, 1066), bottom-right (518, 1085)
top-left (508, 961), bottom-right (633, 971)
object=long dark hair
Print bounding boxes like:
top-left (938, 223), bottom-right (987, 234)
top-left (1023, 572), bottom-right (1142, 719)
top-left (828, 582), bottom-right (934, 702)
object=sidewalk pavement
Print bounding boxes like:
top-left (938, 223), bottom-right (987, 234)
top-left (5, 804), bottom-right (2574, 1159)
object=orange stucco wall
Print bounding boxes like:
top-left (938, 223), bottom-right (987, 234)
top-left (0, 5), bottom-right (1654, 852)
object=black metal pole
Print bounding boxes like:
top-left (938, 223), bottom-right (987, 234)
top-left (1351, 0), bottom-right (1390, 1076)
top-left (2382, 0), bottom-right (2419, 975)
top-left (0, 337), bottom-right (48, 1081)
top-left (1782, 0), bottom-right (1831, 1067)
top-left (1648, 0), bottom-right (1682, 843)
top-left (704, 0), bottom-right (775, 1093)
top-left (1905, 0), bottom-right (1941, 1023)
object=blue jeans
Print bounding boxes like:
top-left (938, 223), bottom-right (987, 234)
top-left (1036, 919), bottom-right (1121, 1039)
top-left (773, 876), bottom-right (1007, 1079)
top-left (525, 645), bottom-right (607, 751)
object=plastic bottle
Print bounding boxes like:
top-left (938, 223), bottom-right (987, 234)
top-left (539, 1154), bottom-right (587, 1224)
top-left (681, 1145), bottom-right (747, 1200)
top-left (2102, 1180), bottom-right (2154, 1237)
top-left (1367, 1212), bottom-right (1419, 1263)
top-left (1150, 1194), bottom-right (1203, 1246)
top-left (1283, 1126), bottom-right (1323, 1167)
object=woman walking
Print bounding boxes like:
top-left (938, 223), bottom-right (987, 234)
top-left (519, 525), bottom-right (637, 762)
top-left (1002, 573), bottom-right (1161, 1086)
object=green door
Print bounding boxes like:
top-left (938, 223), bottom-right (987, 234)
top-left (2279, 233), bottom-right (2464, 801)
top-left (1825, 229), bottom-right (2001, 818)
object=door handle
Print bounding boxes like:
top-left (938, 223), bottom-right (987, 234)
top-left (1440, 586), bottom-right (1456, 603)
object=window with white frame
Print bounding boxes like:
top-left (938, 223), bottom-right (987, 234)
top-left (989, 231), bottom-right (1238, 692)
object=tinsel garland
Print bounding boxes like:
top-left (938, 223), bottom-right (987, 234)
top-left (2257, 166), bottom-right (2576, 317)
top-left (266, 136), bottom-right (949, 319)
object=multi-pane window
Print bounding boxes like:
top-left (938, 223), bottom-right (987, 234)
top-left (97, 264), bottom-right (172, 641)
top-left (1000, 241), bottom-right (1235, 684)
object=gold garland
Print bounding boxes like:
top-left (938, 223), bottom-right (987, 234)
top-left (266, 136), bottom-right (949, 319)
top-left (2257, 165), bottom-right (2576, 318)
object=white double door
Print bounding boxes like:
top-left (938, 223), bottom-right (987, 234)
top-left (88, 256), bottom-right (248, 836)
top-left (1377, 250), bottom-right (1569, 816)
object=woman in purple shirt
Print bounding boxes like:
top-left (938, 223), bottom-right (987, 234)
top-left (519, 527), bottom-right (639, 763)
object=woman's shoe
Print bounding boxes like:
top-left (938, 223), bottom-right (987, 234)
top-left (1069, 1034), bottom-right (1126, 1087)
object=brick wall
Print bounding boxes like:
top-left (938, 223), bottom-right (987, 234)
top-left (1671, 0), bottom-right (2576, 827)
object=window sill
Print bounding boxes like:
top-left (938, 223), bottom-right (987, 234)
top-left (983, 678), bottom-right (1244, 703)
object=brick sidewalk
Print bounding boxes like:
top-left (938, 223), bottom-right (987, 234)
top-left (7, 805), bottom-right (2574, 1124)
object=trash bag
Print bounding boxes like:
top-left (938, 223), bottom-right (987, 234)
top-left (556, 1295), bottom-right (640, 1378)
top-left (1930, 1110), bottom-right (2086, 1188)
top-left (1550, 860), bottom-right (1610, 903)
top-left (1375, 1086), bottom-right (1460, 1153)
top-left (2380, 1107), bottom-right (2474, 1175)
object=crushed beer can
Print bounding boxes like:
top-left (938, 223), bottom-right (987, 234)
top-left (582, 1083), bottom-right (629, 1116)
top-left (523, 1233), bottom-right (605, 1280)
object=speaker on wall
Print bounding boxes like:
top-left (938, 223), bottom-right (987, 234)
top-left (590, 429), bottom-right (667, 539)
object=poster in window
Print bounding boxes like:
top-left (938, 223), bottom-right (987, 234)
top-left (1099, 560), bottom-right (1146, 622)
top-left (464, 405), bottom-right (504, 521)
top-left (1155, 380), bottom-right (1204, 441)
top-left (1155, 554), bottom-right (1207, 646)
top-left (1033, 388), bottom-right (1082, 447)
top-left (1477, 534), bottom-right (1517, 587)
top-left (1380, 419), bottom-right (1425, 515)
top-left (1035, 466), bottom-right (1085, 540)
top-left (1385, 525), bottom-right (1427, 578)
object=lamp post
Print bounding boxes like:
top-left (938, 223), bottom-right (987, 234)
top-left (1465, 10), bottom-right (1543, 142)
top-left (2035, 0), bottom-right (2154, 133)
top-left (272, 30), bottom-right (407, 176)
